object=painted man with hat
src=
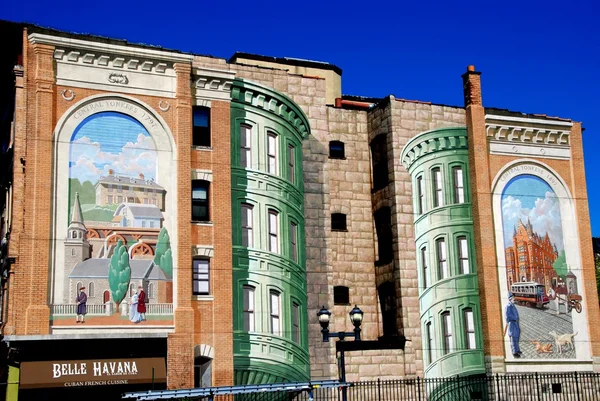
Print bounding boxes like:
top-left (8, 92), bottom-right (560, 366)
top-left (504, 292), bottom-right (521, 357)
top-left (137, 285), bottom-right (147, 322)
top-left (75, 286), bottom-right (87, 324)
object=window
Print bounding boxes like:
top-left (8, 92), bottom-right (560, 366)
top-left (334, 286), bottom-right (350, 305)
top-left (107, 195), bottom-right (113, 204)
top-left (378, 282), bottom-right (398, 337)
top-left (193, 106), bottom-right (211, 147)
top-left (370, 135), bottom-right (389, 190)
top-left (268, 210), bottom-right (279, 253)
top-left (129, 283), bottom-right (135, 297)
top-left (288, 145), bottom-right (295, 184)
top-left (267, 132), bottom-right (278, 174)
top-left (117, 196), bottom-right (123, 203)
top-left (331, 213), bottom-right (347, 231)
top-left (421, 247), bottom-right (429, 288)
top-left (432, 168), bottom-right (443, 207)
top-left (329, 141), bottom-right (345, 159)
top-left (193, 259), bottom-right (210, 295)
top-left (242, 286), bottom-right (255, 331)
top-left (426, 322), bottom-right (434, 365)
top-left (453, 167), bottom-right (465, 204)
top-left (290, 221), bottom-right (298, 262)
top-left (458, 236), bottom-right (470, 274)
top-left (192, 180), bottom-right (209, 221)
top-left (149, 221), bottom-right (155, 228)
top-left (270, 291), bottom-right (281, 335)
top-left (117, 185), bottom-right (123, 193)
top-left (87, 282), bottom-right (94, 297)
top-left (141, 221), bottom-right (146, 228)
top-left (194, 356), bottom-right (212, 388)
top-left (437, 238), bottom-right (448, 280)
top-left (374, 207), bottom-right (393, 265)
top-left (148, 282), bottom-right (154, 299)
top-left (108, 185), bottom-right (113, 192)
top-left (143, 198), bottom-right (149, 204)
top-left (241, 204), bottom-right (253, 247)
top-left (442, 312), bottom-right (453, 354)
top-left (416, 176), bottom-right (425, 215)
top-left (464, 308), bottom-right (476, 350)
top-left (292, 303), bottom-right (300, 344)
top-left (240, 124), bottom-right (252, 168)
top-left (76, 282), bottom-right (82, 296)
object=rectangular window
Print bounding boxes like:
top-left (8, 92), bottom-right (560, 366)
top-left (193, 106), bottom-right (211, 147)
top-left (117, 196), bottom-right (123, 203)
top-left (417, 176), bottom-right (425, 214)
top-left (432, 168), bottom-right (443, 207)
top-left (243, 286), bottom-right (255, 331)
top-left (141, 221), bottom-right (146, 228)
top-left (290, 221), bottom-right (298, 263)
top-left (270, 291), bottom-right (281, 335)
top-left (240, 124), bottom-right (252, 168)
top-left (241, 204), bottom-right (253, 247)
top-left (437, 238), bottom-right (448, 280)
top-left (288, 145), bottom-right (295, 184)
top-left (107, 195), bottom-right (113, 204)
top-left (192, 180), bottom-right (209, 221)
top-left (269, 210), bottom-right (279, 253)
top-left (453, 167), bottom-right (465, 204)
top-left (442, 312), bottom-right (453, 354)
top-left (421, 247), bottom-right (428, 289)
top-left (464, 309), bottom-right (476, 350)
top-left (267, 132), bottom-right (278, 175)
top-left (193, 259), bottom-right (210, 295)
top-left (458, 236), bottom-right (470, 274)
top-left (426, 322), bottom-right (434, 365)
top-left (144, 198), bottom-right (149, 204)
top-left (292, 303), bottom-right (300, 344)
top-left (108, 185), bottom-right (113, 192)
top-left (117, 185), bottom-right (123, 193)
top-left (149, 221), bottom-right (155, 228)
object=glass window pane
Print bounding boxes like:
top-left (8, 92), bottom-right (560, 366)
top-left (193, 108), bottom-right (209, 127)
top-left (192, 188), bottom-right (207, 200)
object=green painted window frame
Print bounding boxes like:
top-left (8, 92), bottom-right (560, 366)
top-left (457, 236), bottom-right (470, 274)
top-left (268, 209), bottom-right (279, 253)
top-left (269, 289), bottom-right (281, 335)
top-left (289, 220), bottom-right (298, 262)
top-left (416, 175), bottom-right (425, 215)
top-left (243, 285), bottom-right (255, 332)
top-left (452, 165), bottom-right (465, 204)
top-left (425, 321), bottom-right (433, 365)
top-left (432, 167), bottom-right (444, 207)
top-left (241, 203), bottom-right (254, 248)
top-left (442, 311), bottom-right (453, 355)
top-left (292, 302), bottom-right (300, 344)
top-left (463, 308), bottom-right (476, 350)
top-left (240, 123), bottom-right (252, 168)
top-left (267, 131), bottom-right (278, 175)
top-left (436, 238), bottom-right (448, 280)
top-left (421, 246), bottom-right (429, 288)
top-left (287, 144), bottom-right (295, 184)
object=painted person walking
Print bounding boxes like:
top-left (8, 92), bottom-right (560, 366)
top-left (504, 292), bottom-right (521, 357)
top-left (76, 286), bottom-right (87, 324)
top-left (137, 285), bottom-right (146, 321)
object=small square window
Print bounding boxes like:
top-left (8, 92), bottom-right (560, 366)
top-left (334, 286), bottom-right (350, 305)
top-left (193, 107), bottom-right (211, 147)
top-left (331, 213), bottom-right (347, 231)
top-left (329, 141), bottom-right (345, 159)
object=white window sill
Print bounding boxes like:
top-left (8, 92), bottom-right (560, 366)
top-left (193, 295), bottom-right (214, 301)
top-left (192, 221), bottom-right (213, 226)
top-left (192, 145), bottom-right (212, 151)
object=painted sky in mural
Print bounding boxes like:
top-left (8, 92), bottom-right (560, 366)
top-left (55, 111), bottom-right (173, 328)
top-left (501, 174), bottom-right (579, 360)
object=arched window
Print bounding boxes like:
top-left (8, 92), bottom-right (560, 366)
top-left (129, 283), bottom-right (135, 297)
top-left (242, 286), bottom-right (255, 331)
top-left (148, 282), bottom-right (154, 299)
top-left (268, 210), bottom-right (279, 253)
top-left (269, 290), bottom-right (281, 335)
top-left (76, 282), bottom-right (82, 297)
top-left (378, 282), bottom-right (398, 337)
top-left (432, 167), bottom-right (443, 207)
top-left (463, 308), bottom-right (476, 350)
top-left (442, 312), bottom-right (453, 354)
top-left (329, 141), bottom-right (345, 159)
top-left (334, 286), bottom-right (350, 305)
top-left (267, 132), bottom-right (278, 174)
top-left (240, 124), bottom-right (252, 168)
top-left (241, 204), bottom-right (253, 248)
top-left (331, 213), bottom-right (347, 231)
top-left (88, 282), bottom-right (94, 297)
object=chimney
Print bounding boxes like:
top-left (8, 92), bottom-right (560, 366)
top-left (108, 169), bottom-right (114, 175)
top-left (139, 173), bottom-right (145, 180)
top-left (461, 65), bottom-right (482, 107)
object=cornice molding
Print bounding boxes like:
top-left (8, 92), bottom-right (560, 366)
top-left (401, 127), bottom-right (468, 169)
top-left (192, 67), bottom-right (236, 101)
top-left (231, 79), bottom-right (310, 140)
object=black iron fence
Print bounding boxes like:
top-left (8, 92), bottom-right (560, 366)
top-left (222, 373), bottom-right (600, 401)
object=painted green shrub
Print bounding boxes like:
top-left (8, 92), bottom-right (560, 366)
top-left (154, 227), bottom-right (173, 279)
top-left (108, 239), bottom-right (131, 306)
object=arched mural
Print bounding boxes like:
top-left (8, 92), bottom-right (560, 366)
top-left (50, 97), bottom-right (175, 328)
top-left (493, 162), bottom-right (589, 363)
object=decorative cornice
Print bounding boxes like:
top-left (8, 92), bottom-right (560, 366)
top-left (192, 67), bottom-right (236, 101)
top-left (231, 79), bottom-right (310, 140)
top-left (401, 127), bottom-right (468, 169)
top-left (29, 33), bottom-right (193, 64)
top-left (485, 113), bottom-right (571, 160)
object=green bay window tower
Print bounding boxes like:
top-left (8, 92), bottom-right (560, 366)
top-left (401, 127), bottom-right (486, 379)
top-left (231, 79), bottom-right (310, 384)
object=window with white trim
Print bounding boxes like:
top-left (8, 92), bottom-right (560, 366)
top-left (442, 312), bottom-right (453, 354)
top-left (268, 209), bottom-right (278, 253)
top-left (241, 204), bottom-right (253, 247)
top-left (270, 290), bottom-right (281, 335)
top-left (453, 166), bottom-right (465, 204)
top-left (426, 321), bottom-right (434, 365)
top-left (193, 259), bottom-right (210, 295)
top-left (458, 236), bottom-right (470, 274)
top-left (432, 168), bottom-right (443, 207)
top-left (290, 221), bottom-right (298, 262)
top-left (267, 132), bottom-right (278, 175)
top-left (464, 308), bottom-right (476, 350)
top-left (243, 286), bottom-right (255, 331)
top-left (292, 302), bottom-right (300, 344)
top-left (288, 145), bottom-right (295, 184)
top-left (437, 238), bottom-right (448, 280)
top-left (240, 124), bottom-right (252, 168)
top-left (421, 247), bottom-right (429, 288)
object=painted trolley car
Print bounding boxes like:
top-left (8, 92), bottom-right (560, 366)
top-left (510, 282), bottom-right (549, 309)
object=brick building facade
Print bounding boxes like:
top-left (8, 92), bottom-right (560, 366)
top-left (0, 20), bottom-right (599, 400)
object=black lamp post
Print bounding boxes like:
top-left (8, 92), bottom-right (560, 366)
top-left (317, 305), bottom-right (363, 401)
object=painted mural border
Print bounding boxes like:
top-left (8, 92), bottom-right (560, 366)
top-left (49, 93), bottom-right (179, 329)
top-left (491, 158), bottom-right (592, 371)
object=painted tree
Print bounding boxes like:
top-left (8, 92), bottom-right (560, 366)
top-left (108, 239), bottom-right (131, 306)
top-left (154, 227), bottom-right (173, 279)
top-left (553, 250), bottom-right (568, 278)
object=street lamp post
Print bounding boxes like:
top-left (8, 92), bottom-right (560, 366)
top-left (317, 305), bottom-right (364, 401)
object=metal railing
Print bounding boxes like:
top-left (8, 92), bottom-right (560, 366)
top-left (51, 303), bottom-right (173, 316)
top-left (124, 373), bottom-right (600, 401)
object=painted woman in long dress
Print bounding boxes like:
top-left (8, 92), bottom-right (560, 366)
top-left (129, 291), bottom-right (142, 323)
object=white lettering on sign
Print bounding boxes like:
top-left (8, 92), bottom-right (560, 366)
top-left (93, 361), bottom-right (138, 377)
top-left (71, 99), bottom-right (159, 130)
top-left (498, 164), bottom-right (561, 191)
top-left (52, 363), bottom-right (87, 378)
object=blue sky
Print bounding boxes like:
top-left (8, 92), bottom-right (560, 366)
top-left (3, 0), bottom-right (599, 233)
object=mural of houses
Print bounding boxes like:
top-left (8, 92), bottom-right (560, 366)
top-left (112, 203), bottom-right (164, 229)
top-left (95, 170), bottom-right (166, 210)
